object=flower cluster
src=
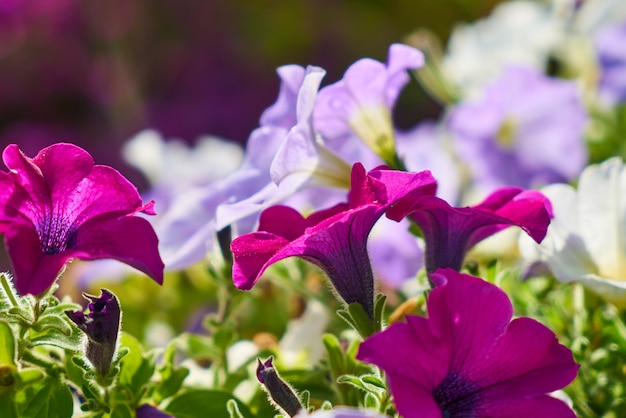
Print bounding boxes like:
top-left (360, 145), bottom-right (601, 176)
top-left (4, 1), bottom-right (626, 417)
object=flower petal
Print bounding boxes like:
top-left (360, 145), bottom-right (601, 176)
top-left (4, 225), bottom-right (70, 295)
top-left (72, 215), bottom-right (164, 285)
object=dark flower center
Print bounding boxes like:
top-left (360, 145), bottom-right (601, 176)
top-left (433, 372), bottom-right (481, 417)
top-left (37, 216), bottom-right (77, 255)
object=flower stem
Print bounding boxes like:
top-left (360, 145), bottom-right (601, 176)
top-left (0, 273), bottom-right (19, 308)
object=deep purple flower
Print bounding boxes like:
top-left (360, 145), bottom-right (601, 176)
top-left (357, 268), bottom-right (578, 418)
top-left (231, 163), bottom-right (436, 318)
top-left (136, 404), bottom-right (175, 418)
top-left (66, 289), bottom-right (121, 377)
top-left (387, 186), bottom-right (552, 273)
top-left (0, 143), bottom-right (164, 295)
top-left (594, 22), bottom-right (626, 104)
top-left (314, 43), bottom-right (424, 166)
top-left (448, 66), bottom-right (587, 194)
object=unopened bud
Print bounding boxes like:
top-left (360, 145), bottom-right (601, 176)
top-left (66, 289), bottom-right (121, 379)
top-left (257, 357), bottom-right (303, 417)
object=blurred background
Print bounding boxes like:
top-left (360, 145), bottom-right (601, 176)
top-left (0, 0), bottom-right (501, 188)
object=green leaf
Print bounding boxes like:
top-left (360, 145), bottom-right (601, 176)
top-left (336, 374), bottom-right (365, 391)
top-left (109, 403), bottom-right (133, 418)
top-left (361, 375), bottom-right (386, 390)
top-left (336, 303), bottom-right (375, 338)
top-left (177, 333), bottom-right (222, 362)
top-left (164, 390), bottom-right (254, 418)
top-left (0, 320), bottom-right (17, 366)
top-left (16, 368), bottom-right (45, 387)
top-left (32, 313), bottom-right (73, 336)
top-left (117, 333), bottom-right (156, 395)
top-left (16, 376), bottom-right (73, 418)
top-left (322, 334), bottom-right (344, 376)
top-left (0, 390), bottom-right (19, 418)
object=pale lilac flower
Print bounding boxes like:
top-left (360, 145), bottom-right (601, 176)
top-left (593, 21), bottom-right (626, 104)
top-left (314, 43), bottom-right (424, 166)
top-left (0, 143), bottom-right (163, 295)
top-left (387, 186), bottom-right (552, 273)
top-left (448, 66), bottom-right (587, 195)
top-left (230, 163), bottom-right (436, 318)
top-left (217, 65), bottom-right (351, 233)
top-left (519, 157), bottom-right (626, 307)
top-left (357, 268), bottom-right (579, 418)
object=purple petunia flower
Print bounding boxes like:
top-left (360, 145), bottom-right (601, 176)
top-left (66, 289), bottom-right (121, 377)
top-left (448, 66), bottom-right (587, 195)
top-left (0, 143), bottom-right (164, 295)
top-left (135, 404), bottom-right (175, 418)
top-left (230, 163), bottom-right (436, 318)
top-left (357, 268), bottom-right (579, 418)
top-left (387, 186), bottom-right (552, 273)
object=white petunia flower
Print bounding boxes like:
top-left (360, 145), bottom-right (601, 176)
top-left (520, 157), bottom-right (626, 307)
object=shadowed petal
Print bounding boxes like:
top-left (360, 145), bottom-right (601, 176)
top-left (387, 187), bottom-right (551, 272)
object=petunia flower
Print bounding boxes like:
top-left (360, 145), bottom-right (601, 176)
top-left (65, 289), bottom-right (121, 378)
top-left (217, 64), bottom-right (351, 233)
top-left (448, 66), bottom-right (587, 195)
top-left (0, 143), bottom-right (164, 295)
top-left (593, 21), bottom-right (626, 105)
top-left (357, 268), bottom-right (579, 418)
top-left (519, 157), bottom-right (626, 307)
top-left (387, 186), bottom-right (552, 273)
top-left (230, 163), bottom-right (437, 318)
top-left (314, 43), bottom-right (424, 167)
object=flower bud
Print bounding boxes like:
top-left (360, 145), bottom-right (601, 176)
top-left (257, 357), bottom-right (302, 417)
top-left (66, 289), bottom-right (121, 378)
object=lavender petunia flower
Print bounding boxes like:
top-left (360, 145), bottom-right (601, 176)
top-left (357, 268), bottom-right (579, 418)
top-left (314, 43), bottom-right (424, 166)
top-left (448, 66), bottom-right (587, 195)
top-left (230, 163), bottom-right (436, 318)
top-left (218, 64), bottom-right (352, 233)
top-left (66, 289), bottom-right (121, 378)
top-left (0, 143), bottom-right (164, 295)
top-left (594, 21), bottom-right (626, 104)
top-left (387, 186), bottom-right (552, 273)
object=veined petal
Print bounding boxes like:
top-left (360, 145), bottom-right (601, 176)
top-left (4, 225), bottom-right (70, 295)
top-left (71, 215), bottom-right (164, 285)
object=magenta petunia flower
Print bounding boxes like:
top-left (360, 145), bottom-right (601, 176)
top-left (387, 186), bottom-right (552, 273)
top-left (231, 162), bottom-right (436, 317)
top-left (357, 268), bottom-right (578, 418)
top-left (0, 143), bottom-right (164, 295)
